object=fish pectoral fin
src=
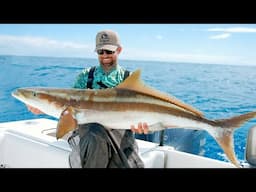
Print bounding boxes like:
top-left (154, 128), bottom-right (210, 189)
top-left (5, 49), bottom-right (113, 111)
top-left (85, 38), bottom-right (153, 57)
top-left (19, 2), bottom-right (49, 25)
top-left (56, 106), bottom-right (78, 140)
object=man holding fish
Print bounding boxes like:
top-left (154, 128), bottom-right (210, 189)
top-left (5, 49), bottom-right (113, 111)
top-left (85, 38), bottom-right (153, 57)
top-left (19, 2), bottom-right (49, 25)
top-left (25, 29), bottom-right (206, 168)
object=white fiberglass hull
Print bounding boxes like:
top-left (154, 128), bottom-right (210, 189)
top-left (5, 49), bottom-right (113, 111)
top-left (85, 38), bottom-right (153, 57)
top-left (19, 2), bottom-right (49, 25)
top-left (0, 118), bottom-right (237, 168)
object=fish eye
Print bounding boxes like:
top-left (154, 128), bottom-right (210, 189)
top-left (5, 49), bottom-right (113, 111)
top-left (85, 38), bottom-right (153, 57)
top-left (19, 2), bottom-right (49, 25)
top-left (32, 92), bottom-right (37, 97)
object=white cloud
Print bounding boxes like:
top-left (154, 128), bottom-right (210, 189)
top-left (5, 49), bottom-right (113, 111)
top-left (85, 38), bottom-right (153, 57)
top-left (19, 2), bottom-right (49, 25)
top-left (0, 35), bottom-right (90, 48)
top-left (207, 27), bottom-right (256, 40)
top-left (156, 35), bottom-right (163, 40)
top-left (0, 34), bottom-right (93, 57)
top-left (209, 33), bottom-right (231, 39)
top-left (123, 47), bottom-right (253, 66)
top-left (208, 27), bottom-right (256, 33)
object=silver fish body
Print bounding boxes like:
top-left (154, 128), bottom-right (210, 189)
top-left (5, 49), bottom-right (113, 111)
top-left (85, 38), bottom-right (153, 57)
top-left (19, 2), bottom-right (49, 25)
top-left (12, 69), bottom-right (256, 168)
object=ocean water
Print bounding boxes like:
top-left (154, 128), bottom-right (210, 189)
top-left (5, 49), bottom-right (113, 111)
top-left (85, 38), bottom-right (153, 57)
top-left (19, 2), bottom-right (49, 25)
top-left (1, 55), bottom-right (256, 163)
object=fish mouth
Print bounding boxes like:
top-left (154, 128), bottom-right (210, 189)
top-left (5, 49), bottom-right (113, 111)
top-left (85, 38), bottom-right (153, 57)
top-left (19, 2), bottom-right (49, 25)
top-left (11, 89), bottom-right (20, 99)
top-left (12, 88), bottom-right (33, 98)
top-left (11, 88), bottom-right (29, 104)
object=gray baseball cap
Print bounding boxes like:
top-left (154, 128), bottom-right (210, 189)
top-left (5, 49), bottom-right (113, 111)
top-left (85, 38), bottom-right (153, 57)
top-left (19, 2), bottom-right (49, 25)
top-left (95, 30), bottom-right (121, 51)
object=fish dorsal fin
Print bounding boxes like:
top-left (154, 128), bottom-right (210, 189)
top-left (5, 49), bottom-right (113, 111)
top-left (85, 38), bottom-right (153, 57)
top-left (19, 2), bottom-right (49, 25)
top-left (116, 69), bottom-right (204, 117)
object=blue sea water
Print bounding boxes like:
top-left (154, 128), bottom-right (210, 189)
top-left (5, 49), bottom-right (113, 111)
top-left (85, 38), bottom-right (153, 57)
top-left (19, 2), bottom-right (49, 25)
top-left (1, 55), bottom-right (256, 163)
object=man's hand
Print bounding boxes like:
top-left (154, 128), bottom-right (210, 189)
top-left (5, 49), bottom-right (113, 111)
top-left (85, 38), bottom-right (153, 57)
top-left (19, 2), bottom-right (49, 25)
top-left (26, 104), bottom-right (44, 115)
top-left (131, 122), bottom-right (149, 134)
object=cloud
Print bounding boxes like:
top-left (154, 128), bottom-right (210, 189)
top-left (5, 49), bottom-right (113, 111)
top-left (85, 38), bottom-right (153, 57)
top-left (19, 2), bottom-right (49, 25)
top-left (123, 47), bottom-right (248, 65)
top-left (0, 34), bottom-right (93, 57)
top-left (207, 27), bottom-right (256, 40)
top-left (156, 35), bottom-right (163, 40)
top-left (209, 33), bottom-right (231, 39)
top-left (208, 27), bottom-right (256, 33)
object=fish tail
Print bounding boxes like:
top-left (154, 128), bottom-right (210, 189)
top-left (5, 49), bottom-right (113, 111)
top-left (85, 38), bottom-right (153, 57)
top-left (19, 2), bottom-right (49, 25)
top-left (213, 111), bottom-right (256, 168)
top-left (215, 111), bottom-right (256, 128)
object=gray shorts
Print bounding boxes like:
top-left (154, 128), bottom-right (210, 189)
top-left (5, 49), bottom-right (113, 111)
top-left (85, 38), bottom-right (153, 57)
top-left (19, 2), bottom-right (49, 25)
top-left (68, 123), bottom-right (144, 168)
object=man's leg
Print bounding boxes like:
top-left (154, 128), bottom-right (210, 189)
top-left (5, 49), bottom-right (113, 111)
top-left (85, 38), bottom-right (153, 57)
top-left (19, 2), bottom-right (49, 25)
top-left (68, 123), bottom-right (144, 168)
top-left (78, 123), bottom-right (113, 168)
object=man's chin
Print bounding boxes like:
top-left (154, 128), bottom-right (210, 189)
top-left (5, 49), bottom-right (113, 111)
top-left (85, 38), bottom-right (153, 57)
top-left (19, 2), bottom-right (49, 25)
top-left (101, 63), bottom-right (115, 71)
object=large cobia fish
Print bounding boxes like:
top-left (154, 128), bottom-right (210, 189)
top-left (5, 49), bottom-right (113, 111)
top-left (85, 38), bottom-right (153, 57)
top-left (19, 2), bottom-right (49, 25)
top-left (12, 69), bottom-right (256, 168)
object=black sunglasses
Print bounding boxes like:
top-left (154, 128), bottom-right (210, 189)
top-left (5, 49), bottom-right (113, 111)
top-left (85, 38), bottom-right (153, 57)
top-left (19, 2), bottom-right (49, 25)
top-left (97, 49), bottom-right (115, 55)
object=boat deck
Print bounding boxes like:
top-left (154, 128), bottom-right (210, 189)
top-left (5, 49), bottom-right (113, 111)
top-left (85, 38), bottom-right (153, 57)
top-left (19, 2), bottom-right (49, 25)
top-left (0, 118), bottom-right (236, 168)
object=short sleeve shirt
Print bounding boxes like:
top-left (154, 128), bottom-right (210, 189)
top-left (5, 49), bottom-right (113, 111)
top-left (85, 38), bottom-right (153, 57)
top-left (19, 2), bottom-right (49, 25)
top-left (73, 64), bottom-right (128, 89)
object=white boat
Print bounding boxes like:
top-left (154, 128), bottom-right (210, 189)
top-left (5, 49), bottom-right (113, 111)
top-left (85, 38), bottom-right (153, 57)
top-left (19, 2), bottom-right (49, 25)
top-left (0, 118), bottom-right (255, 168)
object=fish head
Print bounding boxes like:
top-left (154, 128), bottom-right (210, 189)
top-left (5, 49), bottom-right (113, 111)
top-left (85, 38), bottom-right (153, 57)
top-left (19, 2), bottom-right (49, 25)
top-left (12, 87), bottom-right (65, 118)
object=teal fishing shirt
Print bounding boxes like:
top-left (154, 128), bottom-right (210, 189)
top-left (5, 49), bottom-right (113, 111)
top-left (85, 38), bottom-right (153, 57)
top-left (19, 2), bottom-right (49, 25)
top-left (73, 65), bottom-right (129, 89)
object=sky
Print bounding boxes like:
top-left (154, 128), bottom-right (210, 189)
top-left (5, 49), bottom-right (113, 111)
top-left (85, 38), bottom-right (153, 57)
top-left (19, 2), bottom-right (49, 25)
top-left (0, 23), bottom-right (256, 66)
